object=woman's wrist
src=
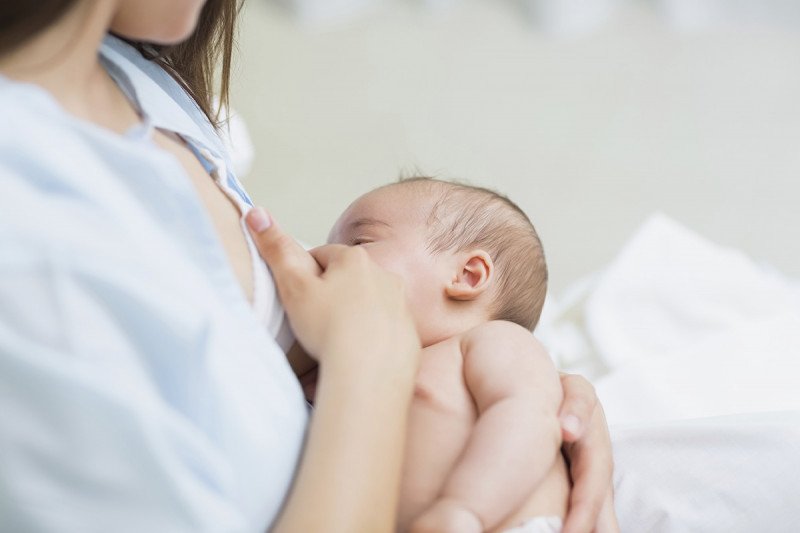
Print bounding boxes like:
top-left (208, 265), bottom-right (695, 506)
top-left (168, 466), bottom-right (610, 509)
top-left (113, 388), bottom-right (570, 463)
top-left (319, 339), bottom-right (420, 386)
top-left (274, 343), bottom-right (417, 533)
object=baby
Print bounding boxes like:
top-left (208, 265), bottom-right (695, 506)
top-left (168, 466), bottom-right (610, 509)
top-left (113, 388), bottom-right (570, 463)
top-left (292, 177), bottom-right (568, 533)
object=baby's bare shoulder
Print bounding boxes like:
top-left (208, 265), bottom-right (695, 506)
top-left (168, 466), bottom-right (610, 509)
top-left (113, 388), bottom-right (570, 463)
top-left (461, 320), bottom-right (547, 359)
top-left (461, 321), bottom-right (560, 406)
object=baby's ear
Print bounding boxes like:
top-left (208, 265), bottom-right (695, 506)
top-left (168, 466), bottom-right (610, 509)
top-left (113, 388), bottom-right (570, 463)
top-left (445, 250), bottom-right (494, 301)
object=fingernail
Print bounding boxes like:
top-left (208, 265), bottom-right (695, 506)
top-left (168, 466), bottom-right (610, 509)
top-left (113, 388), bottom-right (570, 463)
top-left (247, 207), bottom-right (272, 232)
top-left (561, 415), bottom-right (581, 437)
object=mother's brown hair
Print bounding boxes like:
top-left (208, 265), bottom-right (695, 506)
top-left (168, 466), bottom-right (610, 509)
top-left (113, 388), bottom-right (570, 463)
top-left (0, 0), bottom-right (242, 128)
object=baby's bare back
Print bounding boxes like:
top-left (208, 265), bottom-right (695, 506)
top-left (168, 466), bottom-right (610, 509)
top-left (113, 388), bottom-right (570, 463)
top-left (398, 334), bottom-right (569, 533)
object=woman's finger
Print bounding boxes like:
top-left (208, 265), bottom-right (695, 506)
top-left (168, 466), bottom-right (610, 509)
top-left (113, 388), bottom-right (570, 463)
top-left (562, 478), bottom-right (608, 533)
top-left (245, 207), bottom-right (320, 301)
top-left (558, 373), bottom-right (598, 442)
top-left (562, 404), bottom-right (615, 533)
top-left (308, 243), bottom-right (357, 270)
top-left (595, 482), bottom-right (620, 533)
top-left (562, 450), bottom-right (615, 533)
top-left (562, 441), bottom-right (612, 533)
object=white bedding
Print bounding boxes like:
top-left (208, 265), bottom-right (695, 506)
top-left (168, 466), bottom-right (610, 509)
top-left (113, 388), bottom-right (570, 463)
top-left (611, 411), bottom-right (800, 532)
top-left (538, 214), bottom-right (800, 531)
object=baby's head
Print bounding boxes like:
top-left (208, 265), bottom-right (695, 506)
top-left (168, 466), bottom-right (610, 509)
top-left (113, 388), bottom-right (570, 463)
top-left (329, 177), bottom-right (547, 347)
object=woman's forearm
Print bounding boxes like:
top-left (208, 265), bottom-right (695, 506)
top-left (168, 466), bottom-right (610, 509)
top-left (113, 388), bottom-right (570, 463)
top-left (244, 218), bottom-right (421, 531)
top-left (272, 348), bottom-right (417, 533)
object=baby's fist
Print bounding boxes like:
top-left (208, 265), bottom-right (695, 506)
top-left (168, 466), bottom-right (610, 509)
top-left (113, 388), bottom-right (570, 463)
top-left (409, 499), bottom-right (482, 533)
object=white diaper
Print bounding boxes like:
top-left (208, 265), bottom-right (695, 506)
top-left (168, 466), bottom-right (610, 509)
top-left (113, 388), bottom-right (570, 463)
top-left (502, 516), bottom-right (563, 533)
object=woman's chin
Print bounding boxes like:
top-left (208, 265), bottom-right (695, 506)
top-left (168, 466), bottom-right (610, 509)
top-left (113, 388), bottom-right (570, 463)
top-left (111, 3), bottom-right (205, 46)
top-left (114, 23), bottom-right (199, 46)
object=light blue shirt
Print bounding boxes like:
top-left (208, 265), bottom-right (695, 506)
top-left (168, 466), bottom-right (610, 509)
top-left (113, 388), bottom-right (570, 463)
top-left (0, 36), bottom-right (309, 532)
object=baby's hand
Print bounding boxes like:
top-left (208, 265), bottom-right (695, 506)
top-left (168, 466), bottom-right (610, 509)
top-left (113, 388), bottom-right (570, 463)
top-left (410, 499), bottom-right (483, 533)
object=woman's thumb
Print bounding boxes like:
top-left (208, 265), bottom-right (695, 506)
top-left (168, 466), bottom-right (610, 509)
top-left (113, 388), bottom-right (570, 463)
top-left (245, 207), bottom-right (320, 295)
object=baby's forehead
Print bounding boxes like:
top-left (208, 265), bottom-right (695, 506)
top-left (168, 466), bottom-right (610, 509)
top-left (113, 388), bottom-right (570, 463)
top-left (368, 181), bottom-right (439, 202)
top-left (329, 184), bottom-right (432, 241)
top-left (353, 183), bottom-right (441, 220)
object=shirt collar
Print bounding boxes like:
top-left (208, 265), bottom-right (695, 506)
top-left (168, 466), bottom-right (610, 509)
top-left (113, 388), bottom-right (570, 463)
top-left (98, 34), bottom-right (227, 160)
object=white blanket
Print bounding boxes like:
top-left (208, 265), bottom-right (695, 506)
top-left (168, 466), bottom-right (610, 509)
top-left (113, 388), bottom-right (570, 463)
top-left (537, 214), bottom-right (800, 531)
top-left (612, 411), bottom-right (800, 532)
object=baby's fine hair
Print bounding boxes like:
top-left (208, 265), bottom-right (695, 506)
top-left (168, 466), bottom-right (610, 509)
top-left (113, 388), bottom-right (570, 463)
top-left (393, 176), bottom-right (548, 331)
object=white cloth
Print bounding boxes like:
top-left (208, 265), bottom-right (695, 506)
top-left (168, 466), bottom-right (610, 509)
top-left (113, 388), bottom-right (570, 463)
top-left (585, 213), bottom-right (800, 424)
top-left (539, 213), bottom-right (800, 424)
top-left (613, 411), bottom-right (800, 533)
top-left (585, 213), bottom-right (799, 372)
top-left (538, 213), bottom-right (800, 531)
top-left (0, 35), bottom-right (308, 532)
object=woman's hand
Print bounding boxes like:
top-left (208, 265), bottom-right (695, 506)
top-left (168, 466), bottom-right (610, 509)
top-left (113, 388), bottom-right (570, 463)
top-left (245, 207), bottom-right (419, 368)
top-left (558, 373), bottom-right (620, 533)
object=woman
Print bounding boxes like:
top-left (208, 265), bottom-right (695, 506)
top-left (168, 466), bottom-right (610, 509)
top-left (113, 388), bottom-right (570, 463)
top-left (0, 1), bottom-right (614, 531)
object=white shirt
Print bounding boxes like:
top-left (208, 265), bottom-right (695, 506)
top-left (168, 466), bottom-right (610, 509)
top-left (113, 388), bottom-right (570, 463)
top-left (0, 36), bottom-right (308, 532)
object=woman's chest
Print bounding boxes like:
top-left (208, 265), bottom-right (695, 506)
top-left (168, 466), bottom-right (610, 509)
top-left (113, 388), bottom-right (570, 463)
top-left (151, 129), bottom-right (255, 301)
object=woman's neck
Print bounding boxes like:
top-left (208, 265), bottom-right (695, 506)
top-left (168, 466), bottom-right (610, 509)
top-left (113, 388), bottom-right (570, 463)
top-left (0, 0), bottom-right (139, 133)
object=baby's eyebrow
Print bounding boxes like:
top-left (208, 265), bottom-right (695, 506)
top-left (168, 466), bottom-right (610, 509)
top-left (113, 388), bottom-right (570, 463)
top-left (349, 217), bottom-right (390, 230)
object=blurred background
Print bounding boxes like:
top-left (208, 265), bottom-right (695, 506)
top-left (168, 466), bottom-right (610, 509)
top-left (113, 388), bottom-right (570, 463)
top-left (230, 0), bottom-right (800, 293)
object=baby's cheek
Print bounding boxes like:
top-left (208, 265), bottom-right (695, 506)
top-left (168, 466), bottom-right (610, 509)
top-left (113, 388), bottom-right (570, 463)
top-left (364, 247), bottom-right (403, 275)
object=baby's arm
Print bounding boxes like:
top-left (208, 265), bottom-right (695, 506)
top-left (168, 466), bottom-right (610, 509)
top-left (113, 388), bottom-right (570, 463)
top-left (411, 321), bottom-right (563, 533)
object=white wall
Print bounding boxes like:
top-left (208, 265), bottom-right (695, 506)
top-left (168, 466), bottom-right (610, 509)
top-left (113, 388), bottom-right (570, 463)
top-left (231, 0), bottom-right (800, 291)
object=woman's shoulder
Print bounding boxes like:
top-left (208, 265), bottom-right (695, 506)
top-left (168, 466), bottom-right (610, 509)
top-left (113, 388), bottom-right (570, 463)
top-left (0, 75), bottom-right (60, 122)
top-left (0, 79), bottom-right (86, 170)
